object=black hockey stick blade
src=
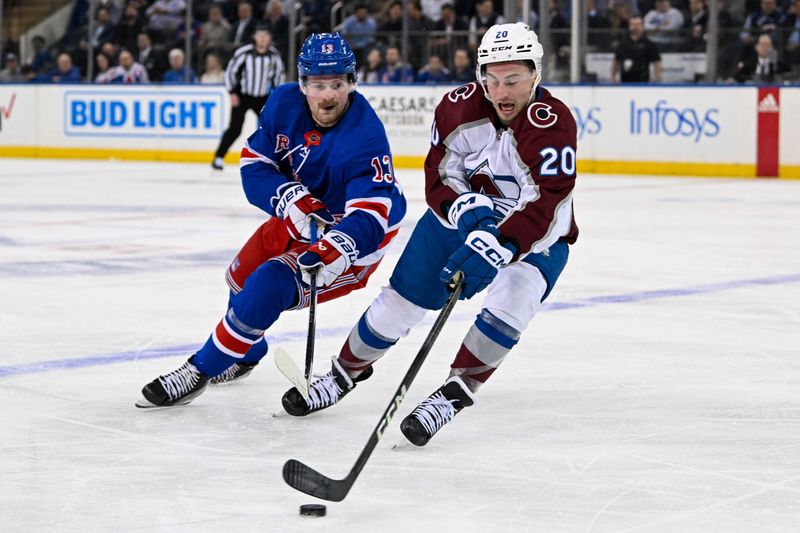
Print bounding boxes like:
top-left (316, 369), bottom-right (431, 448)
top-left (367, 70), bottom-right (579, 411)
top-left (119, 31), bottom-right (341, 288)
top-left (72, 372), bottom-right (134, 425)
top-left (283, 459), bottom-right (352, 502)
top-left (282, 276), bottom-right (463, 502)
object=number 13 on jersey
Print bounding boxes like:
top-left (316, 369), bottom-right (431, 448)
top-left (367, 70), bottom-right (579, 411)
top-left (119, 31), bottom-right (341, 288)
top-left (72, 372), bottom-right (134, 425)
top-left (371, 155), bottom-right (394, 183)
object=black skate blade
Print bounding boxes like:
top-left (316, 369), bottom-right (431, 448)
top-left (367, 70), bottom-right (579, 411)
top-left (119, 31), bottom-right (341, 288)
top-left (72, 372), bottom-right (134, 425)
top-left (135, 397), bottom-right (160, 409)
top-left (134, 396), bottom-right (193, 409)
top-left (282, 459), bottom-right (350, 502)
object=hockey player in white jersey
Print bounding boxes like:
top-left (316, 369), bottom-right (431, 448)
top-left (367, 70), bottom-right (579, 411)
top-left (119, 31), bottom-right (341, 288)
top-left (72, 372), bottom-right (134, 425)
top-left (281, 23), bottom-right (579, 446)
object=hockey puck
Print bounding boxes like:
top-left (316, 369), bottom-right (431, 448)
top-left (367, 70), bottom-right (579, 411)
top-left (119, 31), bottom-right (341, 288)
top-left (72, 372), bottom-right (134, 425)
top-left (299, 504), bottom-right (326, 517)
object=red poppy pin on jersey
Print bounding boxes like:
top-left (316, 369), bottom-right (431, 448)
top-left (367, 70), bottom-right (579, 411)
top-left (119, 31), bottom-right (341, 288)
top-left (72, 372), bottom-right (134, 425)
top-left (304, 131), bottom-right (322, 147)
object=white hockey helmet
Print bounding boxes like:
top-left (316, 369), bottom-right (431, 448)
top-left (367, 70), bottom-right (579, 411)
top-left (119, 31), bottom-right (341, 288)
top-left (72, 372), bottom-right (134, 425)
top-left (476, 22), bottom-right (544, 100)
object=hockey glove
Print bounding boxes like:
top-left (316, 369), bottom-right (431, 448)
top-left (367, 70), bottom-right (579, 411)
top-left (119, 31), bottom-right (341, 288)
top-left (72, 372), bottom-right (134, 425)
top-left (272, 182), bottom-right (335, 242)
top-left (297, 230), bottom-right (359, 288)
top-left (440, 229), bottom-right (515, 299)
top-left (447, 192), bottom-right (499, 241)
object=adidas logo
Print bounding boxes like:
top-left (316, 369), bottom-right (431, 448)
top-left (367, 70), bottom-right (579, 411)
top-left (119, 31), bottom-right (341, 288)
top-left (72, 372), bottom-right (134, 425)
top-left (758, 93), bottom-right (779, 113)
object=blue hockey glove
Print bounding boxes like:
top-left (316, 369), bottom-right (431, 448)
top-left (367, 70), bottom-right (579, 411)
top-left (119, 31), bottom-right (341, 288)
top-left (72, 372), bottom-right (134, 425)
top-left (272, 182), bottom-right (335, 242)
top-left (447, 192), bottom-right (499, 240)
top-left (297, 230), bottom-right (359, 288)
top-left (440, 229), bottom-right (515, 299)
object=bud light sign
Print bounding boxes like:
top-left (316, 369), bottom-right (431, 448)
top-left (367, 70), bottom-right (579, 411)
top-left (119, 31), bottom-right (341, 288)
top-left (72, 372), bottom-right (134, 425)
top-left (64, 90), bottom-right (225, 138)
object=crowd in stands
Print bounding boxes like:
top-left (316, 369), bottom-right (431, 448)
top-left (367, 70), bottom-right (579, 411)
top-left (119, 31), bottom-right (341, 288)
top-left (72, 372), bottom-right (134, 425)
top-left (1, 0), bottom-right (799, 84)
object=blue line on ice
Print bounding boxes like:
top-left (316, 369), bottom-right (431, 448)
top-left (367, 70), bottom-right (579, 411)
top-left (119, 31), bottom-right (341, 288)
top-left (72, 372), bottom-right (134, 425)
top-left (1, 273), bottom-right (798, 378)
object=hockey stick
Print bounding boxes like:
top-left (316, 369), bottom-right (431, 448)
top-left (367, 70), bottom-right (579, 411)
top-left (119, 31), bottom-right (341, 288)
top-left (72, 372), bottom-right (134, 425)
top-left (282, 275), bottom-right (464, 502)
top-left (274, 221), bottom-right (321, 401)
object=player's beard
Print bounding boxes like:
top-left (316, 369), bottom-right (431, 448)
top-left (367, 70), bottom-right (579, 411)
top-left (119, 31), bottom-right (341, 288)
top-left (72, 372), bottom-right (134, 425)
top-left (313, 98), bottom-right (349, 128)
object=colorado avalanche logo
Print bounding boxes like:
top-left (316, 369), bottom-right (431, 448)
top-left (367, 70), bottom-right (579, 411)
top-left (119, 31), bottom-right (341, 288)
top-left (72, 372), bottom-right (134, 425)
top-left (447, 82), bottom-right (477, 103)
top-left (527, 102), bottom-right (558, 129)
top-left (467, 160), bottom-right (520, 220)
top-left (275, 134), bottom-right (290, 153)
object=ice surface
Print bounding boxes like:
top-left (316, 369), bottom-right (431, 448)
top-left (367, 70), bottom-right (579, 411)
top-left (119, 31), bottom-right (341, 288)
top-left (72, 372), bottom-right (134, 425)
top-left (1, 159), bottom-right (799, 532)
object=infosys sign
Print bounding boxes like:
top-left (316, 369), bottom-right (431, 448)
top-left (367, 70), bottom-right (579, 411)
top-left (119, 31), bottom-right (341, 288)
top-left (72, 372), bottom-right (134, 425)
top-left (63, 89), bottom-right (225, 138)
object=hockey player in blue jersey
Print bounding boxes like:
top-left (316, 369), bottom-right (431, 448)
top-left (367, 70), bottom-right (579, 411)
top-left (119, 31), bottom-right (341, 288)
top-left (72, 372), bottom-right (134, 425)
top-left (136, 33), bottom-right (406, 408)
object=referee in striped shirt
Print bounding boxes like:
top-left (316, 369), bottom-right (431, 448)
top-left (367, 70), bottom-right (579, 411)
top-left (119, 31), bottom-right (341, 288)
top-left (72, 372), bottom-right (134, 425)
top-left (212, 27), bottom-right (286, 170)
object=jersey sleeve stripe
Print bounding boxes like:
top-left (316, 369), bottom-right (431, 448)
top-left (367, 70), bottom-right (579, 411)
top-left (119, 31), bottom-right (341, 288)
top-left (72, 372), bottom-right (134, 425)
top-left (344, 199), bottom-right (391, 226)
top-left (239, 142), bottom-right (280, 170)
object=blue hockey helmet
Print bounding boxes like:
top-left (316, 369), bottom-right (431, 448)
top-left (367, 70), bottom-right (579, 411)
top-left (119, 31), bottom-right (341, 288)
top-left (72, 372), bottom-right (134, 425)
top-left (297, 33), bottom-right (357, 79)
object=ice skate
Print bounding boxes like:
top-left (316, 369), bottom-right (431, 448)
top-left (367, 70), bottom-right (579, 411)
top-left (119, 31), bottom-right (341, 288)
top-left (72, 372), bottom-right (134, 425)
top-left (136, 358), bottom-right (210, 408)
top-left (210, 361), bottom-right (258, 384)
top-left (211, 157), bottom-right (224, 170)
top-left (400, 376), bottom-right (476, 446)
top-left (282, 356), bottom-right (372, 417)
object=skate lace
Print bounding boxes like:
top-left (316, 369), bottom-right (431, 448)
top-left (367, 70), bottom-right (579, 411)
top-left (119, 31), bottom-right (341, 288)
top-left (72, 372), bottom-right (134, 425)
top-left (211, 364), bottom-right (239, 383)
top-left (307, 372), bottom-right (343, 410)
top-left (413, 392), bottom-right (456, 435)
top-left (161, 363), bottom-right (199, 399)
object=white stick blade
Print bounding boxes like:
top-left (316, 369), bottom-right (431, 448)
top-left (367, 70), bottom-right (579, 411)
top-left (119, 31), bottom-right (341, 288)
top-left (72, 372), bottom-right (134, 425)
top-left (274, 347), bottom-right (310, 400)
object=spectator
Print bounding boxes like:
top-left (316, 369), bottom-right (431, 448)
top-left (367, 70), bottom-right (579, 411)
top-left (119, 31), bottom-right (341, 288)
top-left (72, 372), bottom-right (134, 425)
top-left (786, 0), bottom-right (800, 68)
top-left (469, 0), bottom-right (506, 49)
top-left (741, 0), bottom-right (785, 46)
top-left (262, 0), bottom-right (290, 56)
top-left (163, 48), bottom-right (197, 83)
top-left (145, 0), bottom-right (186, 36)
top-left (587, 0), bottom-right (613, 50)
top-left (407, 0), bottom-right (435, 69)
top-left (514, 0), bottom-right (539, 28)
top-left (94, 51), bottom-right (114, 82)
top-left (301, 0), bottom-right (332, 34)
top-left (430, 3), bottom-right (469, 63)
top-left (687, 0), bottom-right (709, 51)
top-left (421, 0), bottom-right (451, 21)
top-left (0, 53), bottom-right (24, 82)
top-left (229, 1), bottom-right (257, 49)
top-left (611, 15), bottom-right (662, 81)
top-left (30, 36), bottom-right (54, 74)
top-left (39, 53), bottom-right (82, 83)
top-left (716, 0), bottom-right (743, 78)
top-left (175, 16), bottom-right (203, 50)
top-left (90, 7), bottom-right (118, 51)
top-left (548, 0), bottom-right (570, 75)
top-left (100, 41), bottom-right (120, 63)
top-left (115, 4), bottom-right (144, 52)
top-left (416, 54), bottom-right (451, 82)
top-left (731, 33), bottom-right (789, 81)
top-left (136, 32), bottom-right (165, 80)
top-left (199, 5), bottom-right (231, 56)
top-left (200, 52), bottom-right (225, 83)
top-left (450, 47), bottom-right (477, 82)
top-left (608, 0), bottom-right (633, 50)
top-left (380, 45), bottom-right (415, 82)
top-left (357, 47), bottom-right (385, 83)
top-left (98, 0), bottom-right (124, 25)
top-left (643, 0), bottom-right (685, 49)
top-left (379, 1), bottom-right (404, 47)
top-left (340, 4), bottom-right (378, 65)
top-left (106, 48), bottom-right (150, 83)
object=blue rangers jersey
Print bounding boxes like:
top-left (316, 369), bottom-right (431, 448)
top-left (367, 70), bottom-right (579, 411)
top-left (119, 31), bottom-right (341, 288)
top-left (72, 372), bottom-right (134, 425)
top-left (239, 82), bottom-right (406, 264)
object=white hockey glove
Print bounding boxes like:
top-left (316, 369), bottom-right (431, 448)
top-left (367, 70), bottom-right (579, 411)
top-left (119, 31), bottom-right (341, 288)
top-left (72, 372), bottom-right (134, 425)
top-left (447, 192), bottom-right (500, 240)
top-left (297, 230), bottom-right (359, 288)
top-left (272, 182), bottom-right (335, 242)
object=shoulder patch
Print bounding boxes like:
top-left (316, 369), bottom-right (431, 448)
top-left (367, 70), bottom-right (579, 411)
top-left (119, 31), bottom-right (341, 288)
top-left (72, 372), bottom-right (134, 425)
top-left (527, 102), bottom-right (558, 129)
top-left (447, 82), bottom-right (479, 103)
